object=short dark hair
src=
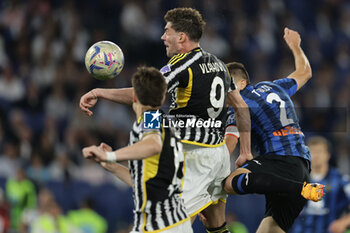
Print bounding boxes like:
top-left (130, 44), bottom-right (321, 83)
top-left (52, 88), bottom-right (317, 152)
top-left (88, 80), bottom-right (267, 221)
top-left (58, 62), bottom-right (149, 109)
top-left (307, 136), bottom-right (331, 153)
top-left (226, 62), bottom-right (250, 85)
top-left (164, 8), bottom-right (206, 42)
top-left (132, 66), bottom-right (167, 107)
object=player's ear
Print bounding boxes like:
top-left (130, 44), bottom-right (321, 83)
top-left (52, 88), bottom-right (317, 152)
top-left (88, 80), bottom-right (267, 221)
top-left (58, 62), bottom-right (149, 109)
top-left (237, 79), bottom-right (247, 90)
top-left (178, 32), bottom-right (186, 43)
top-left (243, 79), bottom-right (248, 88)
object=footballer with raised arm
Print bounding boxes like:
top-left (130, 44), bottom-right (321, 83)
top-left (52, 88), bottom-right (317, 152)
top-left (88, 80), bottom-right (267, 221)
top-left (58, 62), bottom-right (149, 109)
top-left (222, 28), bottom-right (324, 233)
top-left (82, 66), bottom-right (192, 233)
top-left (80, 8), bottom-right (252, 233)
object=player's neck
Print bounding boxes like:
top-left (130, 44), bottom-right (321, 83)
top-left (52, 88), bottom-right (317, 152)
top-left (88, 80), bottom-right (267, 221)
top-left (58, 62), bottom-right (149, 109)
top-left (180, 42), bottom-right (199, 53)
top-left (133, 102), bottom-right (159, 119)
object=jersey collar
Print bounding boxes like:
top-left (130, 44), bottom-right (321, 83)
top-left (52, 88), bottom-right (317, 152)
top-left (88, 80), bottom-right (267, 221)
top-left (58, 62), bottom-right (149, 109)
top-left (241, 84), bottom-right (253, 93)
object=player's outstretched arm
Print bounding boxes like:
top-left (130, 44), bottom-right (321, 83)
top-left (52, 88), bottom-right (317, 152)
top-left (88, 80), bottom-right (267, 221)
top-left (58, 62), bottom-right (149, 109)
top-left (98, 143), bottom-right (133, 186)
top-left (227, 89), bottom-right (253, 168)
top-left (83, 133), bottom-right (162, 162)
top-left (284, 27), bottom-right (312, 91)
top-left (82, 144), bottom-right (133, 186)
top-left (79, 87), bottom-right (134, 116)
top-left (101, 162), bottom-right (133, 187)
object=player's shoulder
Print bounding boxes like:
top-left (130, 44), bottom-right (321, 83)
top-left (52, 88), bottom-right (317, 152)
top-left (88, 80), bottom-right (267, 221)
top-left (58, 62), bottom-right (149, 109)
top-left (201, 49), bottom-right (227, 67)
top-left (240, 84), bottom-right (261, 97)
top-left (168, 48), bottom-right (202, 66)
top-left (254, 80), bottom-right (290, 95)
top-left (161, 48), bottom-right (203, 76)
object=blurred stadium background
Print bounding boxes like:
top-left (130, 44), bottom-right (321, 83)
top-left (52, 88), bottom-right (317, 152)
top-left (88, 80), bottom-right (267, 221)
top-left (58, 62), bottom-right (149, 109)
top-left (0, 0), bottom-right (349, 232)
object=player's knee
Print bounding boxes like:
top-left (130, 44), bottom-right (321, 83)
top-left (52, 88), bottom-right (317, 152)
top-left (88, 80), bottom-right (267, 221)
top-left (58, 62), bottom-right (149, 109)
top-left (231, 173), bottom-right (247, 194)
top-left (223, 176), bottom-right (236, 194)
top-left (224, 172), bottom-right (250, 195)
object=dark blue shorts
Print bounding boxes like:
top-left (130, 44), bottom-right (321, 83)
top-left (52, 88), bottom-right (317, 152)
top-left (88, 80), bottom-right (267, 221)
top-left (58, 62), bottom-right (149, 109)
top-left (242, 155), bottom-right (311, 232)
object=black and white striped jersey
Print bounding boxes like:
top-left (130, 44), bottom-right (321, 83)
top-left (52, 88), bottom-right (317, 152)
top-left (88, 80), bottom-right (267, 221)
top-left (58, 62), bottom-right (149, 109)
top-left (128, 115), bottom-right (189, 232)
top-left (160, 47), bottom-right (236, 147)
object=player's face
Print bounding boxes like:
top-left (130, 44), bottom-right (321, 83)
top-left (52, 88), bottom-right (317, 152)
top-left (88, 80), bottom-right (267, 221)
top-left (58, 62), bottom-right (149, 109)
top-left (161, 22), bottom-right (181, 58)
top-left (309, 143), bottom-right (330, 169)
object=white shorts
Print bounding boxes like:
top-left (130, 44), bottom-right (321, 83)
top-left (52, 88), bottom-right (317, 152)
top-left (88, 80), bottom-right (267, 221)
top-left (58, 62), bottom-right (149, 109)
top-left (130, 219), bottom-right (193, 233)
top-left (181, 143), bottom-right (231, 216)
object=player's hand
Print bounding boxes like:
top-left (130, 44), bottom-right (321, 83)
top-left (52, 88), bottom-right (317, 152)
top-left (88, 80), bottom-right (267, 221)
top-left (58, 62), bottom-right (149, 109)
top-left (80, 90), bottom-right (98, 116)
top-left (82, 145), bottom-right (106, 162)
top-left (235, 153), bottom-right (253, 169)
top-left (99, 142), bottom-right (112, 152)
top-left (97, 142), bottom-right (116, 170)
top-left (283, 27), bottom-right (301, 51)
top-left (82, 146), bottom-right (95, 159)
top-left (328, 218), bottom-right (348, 233)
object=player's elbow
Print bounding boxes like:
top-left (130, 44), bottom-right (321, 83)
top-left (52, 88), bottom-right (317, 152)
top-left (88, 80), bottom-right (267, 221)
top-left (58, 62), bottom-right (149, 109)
top-left (143, 134), bottom-right (163, 156)
top-left (303, 64), bottom-right (312, 81)
top-left (154, 143), bottom-right (163, 154)
top-left (150, 139), bottom-right (163, 155)
top-left (292, 64), bottom-right (312, 87)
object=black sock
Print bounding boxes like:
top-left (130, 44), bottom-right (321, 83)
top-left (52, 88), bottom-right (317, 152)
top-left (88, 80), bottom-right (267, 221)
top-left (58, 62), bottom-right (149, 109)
top-left (206, 222), bottom-right (229, 233)
top-left (231, 172), bottom-right (303, 195)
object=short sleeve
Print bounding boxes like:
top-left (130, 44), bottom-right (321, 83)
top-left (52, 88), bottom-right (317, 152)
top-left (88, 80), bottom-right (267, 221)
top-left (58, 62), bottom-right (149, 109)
top-left (139, 112), bottom-right (163, 139)
top-left (160, 64), bottom-right (189, 91)
top-left (225, 107), bottom-right (240, 138)
top-left (273, 78), bottom-right (298, 97)
top-left (140, 127), bottom-right (162, 139)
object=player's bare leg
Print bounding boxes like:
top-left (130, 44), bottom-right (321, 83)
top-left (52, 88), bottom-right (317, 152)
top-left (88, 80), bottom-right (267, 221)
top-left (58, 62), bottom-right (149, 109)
top-left (201, 201), bottom-right (227, 232)
top-left (256, 217), bottom-right (285, 233)
top-left (191, 215), bottom-right (197, 224)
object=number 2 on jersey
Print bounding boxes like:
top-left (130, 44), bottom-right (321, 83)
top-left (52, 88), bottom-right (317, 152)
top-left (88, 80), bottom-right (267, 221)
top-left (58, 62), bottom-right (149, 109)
top-left (266, 93), bottom-right (294, 126)
top-left (207, 76), bottom-right (224, 118)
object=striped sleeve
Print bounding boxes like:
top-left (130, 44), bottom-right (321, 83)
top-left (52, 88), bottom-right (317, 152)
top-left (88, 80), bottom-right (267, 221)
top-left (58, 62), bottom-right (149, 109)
top-left (162, 52), bottom-right (203, 91)
top-left (273, 78), bottom-right (298, 96)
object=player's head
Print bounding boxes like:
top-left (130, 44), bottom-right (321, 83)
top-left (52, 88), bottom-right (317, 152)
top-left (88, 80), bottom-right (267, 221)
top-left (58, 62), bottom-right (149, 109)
top-left (161, 8), bottom-right (205, 57)
top-left (226, 62), bottom-right (250, 90)
top-left (307, 136), bottom-right (331, 171)
top-left (132, 66), bottom-right (167, 109)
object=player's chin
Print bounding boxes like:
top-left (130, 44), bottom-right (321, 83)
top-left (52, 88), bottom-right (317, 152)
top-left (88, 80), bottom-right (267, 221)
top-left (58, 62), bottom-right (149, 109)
top-left (166, 48), bottom-right (175, 58)
top-left (166, 51), bottom-right (172, 58)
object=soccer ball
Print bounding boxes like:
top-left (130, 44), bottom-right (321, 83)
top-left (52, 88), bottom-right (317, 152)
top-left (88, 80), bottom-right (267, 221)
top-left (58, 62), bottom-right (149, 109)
top-left (84, 41), bottom-right (124, 80)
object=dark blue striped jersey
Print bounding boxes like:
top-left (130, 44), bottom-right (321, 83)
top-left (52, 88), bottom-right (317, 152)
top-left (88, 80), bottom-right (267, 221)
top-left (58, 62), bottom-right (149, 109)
top-left (289, 168), bottom-right (350, 233)
top-left (225, 78), bottom-right (310, 161)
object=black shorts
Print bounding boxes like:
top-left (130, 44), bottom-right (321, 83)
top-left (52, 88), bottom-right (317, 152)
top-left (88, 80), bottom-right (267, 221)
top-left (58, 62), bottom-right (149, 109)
top-left (242, 154), bottom-right (310, 232)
